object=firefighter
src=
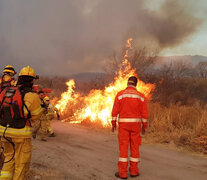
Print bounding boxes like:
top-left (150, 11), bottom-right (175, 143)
top-left (0, 66), bottom-right (42, 179)
top-left (0, 65), bottom-right (17, 93)
top-left (38, 91), bottom-right (45, 103)
top-left (32, 91), bottom-right (48, 141)
top-left (43, 96), bottom-right (59, 137)
top-left (111, 76), bottom-right (148, 179)
top-left (0, 65), bottom-right (17, 159)
top-left (32, 85), bottom-right (39, 93)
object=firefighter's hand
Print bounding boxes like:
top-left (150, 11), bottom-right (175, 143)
top-left (111, 120), bottom-right (116, 133)
top-left (142, 123), bottom-right (147, 135)
top-left (42, 108), bottom-right (47, 113)
top-left (32, 132), bottom-right (37, 139)
top-left (142, 127), bottom-right (146, 135)
top-left (112, 126), bottom-right (116, 133)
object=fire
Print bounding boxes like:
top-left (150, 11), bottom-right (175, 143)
top-left (56, 38), bottom-right (155, 127)
top-left (55, 80), bottom-right (80, 114)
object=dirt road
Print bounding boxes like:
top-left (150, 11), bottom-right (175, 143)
top-left (28, 120), bottom-right (207, 180)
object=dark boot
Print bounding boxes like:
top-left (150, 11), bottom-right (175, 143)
top-left (49, 133), bottom-right (56, 137)
top-left (130, 173), bottom-right (140, 177)
top-left (41, 138), bottom-right (47, 142)
top-left (115, 172), bottom-right (127, 179)
top-left (32, 133), bottom-right (36, 139)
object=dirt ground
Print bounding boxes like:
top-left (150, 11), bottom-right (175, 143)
top-left (27, 120), bottom-right (207, 180)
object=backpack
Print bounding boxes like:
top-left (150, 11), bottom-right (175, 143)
top-left (0, 86), bottom-right (31, 129)
top-left (0, 75), bottom-right (14, 93)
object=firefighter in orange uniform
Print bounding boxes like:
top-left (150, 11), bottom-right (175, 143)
top-left (0, 66), bottom-right (42, 179)
top-left (111, 76), bottom-right (148, 179)
top-left (0, 65), bottom-right (17, 93)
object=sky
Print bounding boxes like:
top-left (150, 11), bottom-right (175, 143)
top-left (0, 0), bottom-right (207, 76)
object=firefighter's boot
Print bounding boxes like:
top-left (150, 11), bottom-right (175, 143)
top-left (48, 133), bottom-right (56, 137)
top-left (115, 172), bottom-right (127, 179)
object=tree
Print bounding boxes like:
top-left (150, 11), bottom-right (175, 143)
top-left (195, 61), bottom-right (207, 78)
top-left (159, 60), bottom-right (192, 79)
top-left (129, 48), bottom-right (157, 76)
top-left (104, 48), bottom-right (157, 77)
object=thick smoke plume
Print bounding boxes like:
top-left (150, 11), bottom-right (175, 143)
top-left (0, 0), bottom-right (204, 75)
top-left (130, 0), bottom-right (202, 50)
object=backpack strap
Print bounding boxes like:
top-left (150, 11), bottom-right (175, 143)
top-left (0, 96), bottom-right (7, 116)
top-left (0, 76), bottom-right (3, 92)
top-left (18, 87), bottom-right (32, 127)
top-left (23, 103), bottom-right (32, 127)
top-left (0, 87), bottom-right (13, 108)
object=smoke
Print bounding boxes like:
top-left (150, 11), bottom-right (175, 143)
top-left (0, 0), bottom-right (204, 76)
top-left (130, 0), bottom-right (203, 50)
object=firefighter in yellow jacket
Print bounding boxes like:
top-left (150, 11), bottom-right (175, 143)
top-left (0, 65), bottom-right (17, 158)
top-left (31, 91), bottom-right (48, 141)
top-left (0, 65), bottom-right (17, 169)
top-left (0, 66), bottom-right (42, 180)
top-left (0, 65), bottom-right (17, 92)
top-left (44, 96), bottom-right (59, 137)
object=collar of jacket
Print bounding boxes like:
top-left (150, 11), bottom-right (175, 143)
top-left (126, 85), bottom-right (137, 89)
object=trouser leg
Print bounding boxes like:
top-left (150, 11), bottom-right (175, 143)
top-left (31, 119), bottom-right (41, 138)
top-left (129, 129), bottom-right (141, 175)
top-left (0, 141), bottom-right (4, 170)
top-left (40, 120), bottom-right (47, 140)
top-left (0, 138), bottom-right (14, 179)
top-left (32, 119), bottom-right (41, 134)
top-left (46, 119), bottom-right (53, 135)
top-left (118, 124), bottom-right (129, 178)
top-left (13, 138), bottom-right (32, 180)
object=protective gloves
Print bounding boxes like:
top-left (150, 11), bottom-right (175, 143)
top-left (111, 120), bottom-right (117, 133)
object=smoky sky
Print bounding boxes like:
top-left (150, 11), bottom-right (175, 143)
top-left (0, 0), bottom-right (204, 76)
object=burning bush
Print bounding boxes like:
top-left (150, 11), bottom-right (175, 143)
top-left (55, 38), bottom-right (155, 126)
top-left (39, 38), bottom-right (207, 154)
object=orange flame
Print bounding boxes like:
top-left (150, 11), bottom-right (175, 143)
top-left (56, 38), bottom-right (155, 126)
top-left (55, 80), bottom-right (80, 114)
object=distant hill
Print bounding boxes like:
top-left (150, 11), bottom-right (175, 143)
top-left (156, 55), bottom-right (207, 65)
top-left (67, 55), bottom-right (207, 82)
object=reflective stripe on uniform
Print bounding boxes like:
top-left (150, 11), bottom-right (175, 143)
top-left (119, 118), bottom-right (142, 122)
top-left (11, 80), bottom-right (17, 86)
top-left (112, 117), bottom-right (117, 121)
top-left (0, 126), bottom-right (31, 138)
top-left (30, 106), bottom-right (42, 116)
top-left (118, 94), bottom-right (144, 102)
top-left (142, 118), bottom-right (148, 123)
top-left (130, 157), bottom-right (140, 162)
top-left (119, 157), bottom-right (128, 162)
top-left (0, 170), bottom-right (13, 178)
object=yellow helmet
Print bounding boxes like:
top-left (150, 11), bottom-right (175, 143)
top-left (19, 66), bottom-right (38, 79)
top-left (3, 65), bottom-right (16, 75)
top-left (43, 96), bottom-right (50, 102)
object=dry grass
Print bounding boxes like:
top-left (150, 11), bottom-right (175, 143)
top-left (58, 98), bottom-right (207, 154)
top-left (146, 102), bottom-right (207, 154)
top-left (48, 77), bottom-right (207, 154)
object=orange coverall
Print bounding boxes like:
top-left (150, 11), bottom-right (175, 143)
top-left (112, 85), bottom-right (148, 178)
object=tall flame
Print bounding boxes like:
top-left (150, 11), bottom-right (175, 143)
top-left (56, 38), bottom-right (155, 126)
top-left (55, 80), bottom-right (80, 114)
